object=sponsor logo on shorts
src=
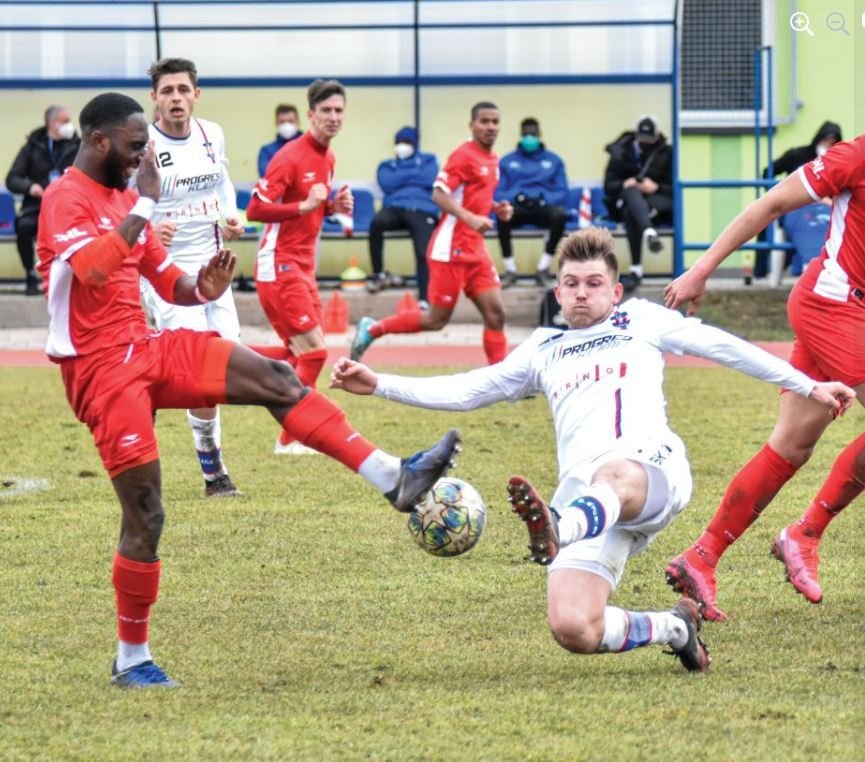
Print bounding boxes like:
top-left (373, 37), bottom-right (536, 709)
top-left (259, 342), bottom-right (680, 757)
top-left (120, 433), bottom-right (141, 448)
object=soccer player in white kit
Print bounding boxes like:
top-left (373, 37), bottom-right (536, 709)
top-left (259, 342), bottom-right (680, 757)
top-left (141, 58), bottom-right (245, 497)
top-left (331, 228), bottom-right (854, 672)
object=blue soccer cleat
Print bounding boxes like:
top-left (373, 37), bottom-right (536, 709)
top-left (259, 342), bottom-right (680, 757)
top-left (350, 316), bottom-right (377, 362)
top-left (386, 429), bottom-right (461, 512)
top-left (111, 660), bottom-right (180, 689)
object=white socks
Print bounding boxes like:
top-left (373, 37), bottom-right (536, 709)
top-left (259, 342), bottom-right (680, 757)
top-left (557, 483), bottom-right (622, 545)
top-left (502, 257), bottom-right (518, 274)
top-left (537, 252), bottom-right (553, 272)
top-left (600, 607), bottom-right (688, 652)
top-left (116, 640), bottom-right (152, 671)
top-left (188, 410), bottom-right (226, 481)
top-left (358, 449), bottom-right (402, 494)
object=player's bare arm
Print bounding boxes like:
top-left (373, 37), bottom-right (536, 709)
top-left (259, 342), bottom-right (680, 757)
top-left (330, 357), bottom-right (378, 395)
top-left (433, 186), bottom-right (492, 233)
top-left (666, 172), bottom-right (815, 314)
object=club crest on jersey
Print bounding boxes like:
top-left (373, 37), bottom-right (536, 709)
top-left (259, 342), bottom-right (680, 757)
top-left (611, 309), bottom-right (630, 329)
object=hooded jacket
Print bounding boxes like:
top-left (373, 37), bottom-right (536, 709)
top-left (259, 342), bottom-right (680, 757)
top-left (602, 130), bottom-right (673, 214)
top-left (376, 150), bottom-right (439, 216)
top-left (763, 121), bottom-right (843, 178)
top-left (496, 143), bottom-right (568, 207)
top-left (6, 126), bottom-right (80, 217)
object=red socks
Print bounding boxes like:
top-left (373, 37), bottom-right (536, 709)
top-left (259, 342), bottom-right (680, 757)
top-left (278, 348), bottom-right (328, 447)
top-left (696, 444), bottom-right (798, 565)
top-left (482, 329), bottom-right (507, 364)
top-left (248, 345), bottom-right (296, 364)
top-left (281, 390), bottom-right (375, 470)
top-left (371, 310), bottom-right (422, 338)
top-left (797, 431), bottom-right (865, 538)
top-left (112, 552), bottom-right (160, 644)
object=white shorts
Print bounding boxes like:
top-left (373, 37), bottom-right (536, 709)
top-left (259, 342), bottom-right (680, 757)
top-left (141, 278), bottom-right (241, 343)
top-left (547, 433), bottom-right (693, 590)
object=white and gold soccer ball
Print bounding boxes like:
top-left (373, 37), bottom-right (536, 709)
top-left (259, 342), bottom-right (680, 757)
top-left (407, 477), bottom-right (487, 557)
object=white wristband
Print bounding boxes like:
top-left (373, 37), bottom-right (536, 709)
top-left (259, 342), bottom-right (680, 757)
top-left (194, 286), bottom-right (210, 304)
top-left (130, 197), bottom-right (156, 220)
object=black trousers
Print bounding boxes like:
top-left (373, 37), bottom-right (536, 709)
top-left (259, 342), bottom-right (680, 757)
top-left (368, 206), bottom-right (437, 301)
top-left (15, 212), bottom-right (39, 282)
top-left (497, 203), bottom-right (568, 262)
top-left (619, 186), bottom-right (673, 266)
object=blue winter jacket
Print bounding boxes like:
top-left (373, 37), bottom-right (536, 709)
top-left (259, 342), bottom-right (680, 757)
top-left (257, 131), bottom-right (303, 177)
top-left (376, 151), bottom-right (439, 216)
top-left (496, 144), bottom-right (568, 207)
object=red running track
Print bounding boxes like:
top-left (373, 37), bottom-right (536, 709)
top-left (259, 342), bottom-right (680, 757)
top-left (0, 342), bottom-right (794, 369)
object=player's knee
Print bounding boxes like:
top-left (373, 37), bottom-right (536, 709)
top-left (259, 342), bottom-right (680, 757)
top-left (548, 606), bottom-right (603, 654)
top-left (424, 311), bottom-right (451, 331)
top-left (261, 358), bottom-right (305, 404)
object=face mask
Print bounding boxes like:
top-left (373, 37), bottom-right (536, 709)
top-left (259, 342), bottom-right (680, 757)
top-left (394, 142), bottom-right (415, 160)
top-left (57, 122), bottom-right (75, 140)
top-left (520, 134), bottom-right (540, 153)
top-left (277, 122), bottom-right (298, 140)
top-left (815, 144), bottom-right (829, 157)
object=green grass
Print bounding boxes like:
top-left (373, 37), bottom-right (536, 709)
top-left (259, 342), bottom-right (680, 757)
top-left (1, 366), bottom-right (863, 761)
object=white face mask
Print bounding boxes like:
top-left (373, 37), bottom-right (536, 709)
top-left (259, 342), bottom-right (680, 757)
top-left (394, 142), bottom-right (415, 160)
top-left (57, 122), bottom-right (75, 140)
top-left (277, 122), bottom-right (298, 140)
top-left (815, 144), bottom-right (829, 157)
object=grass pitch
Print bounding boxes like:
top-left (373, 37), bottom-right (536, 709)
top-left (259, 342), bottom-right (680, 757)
top-left (1, 365), bottom-right (863, 761)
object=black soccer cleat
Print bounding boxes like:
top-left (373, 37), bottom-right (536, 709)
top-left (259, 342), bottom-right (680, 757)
top-left (668, 598), bottom-right (711, 673)
top-left (386, 429), bottom-right (461, 512)
top-left (204, 474), bottom-right (243, 498)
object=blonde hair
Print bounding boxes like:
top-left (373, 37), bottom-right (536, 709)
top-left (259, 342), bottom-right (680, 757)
top-left (556, 228), bottom-right (618, 279)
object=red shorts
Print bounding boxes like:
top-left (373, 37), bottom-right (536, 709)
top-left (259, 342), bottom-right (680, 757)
top-left (60, 330), bottom-right (235, 478)
top-left (787, 276), bottom-right (865, 387)
top-left (257, 270), bottom-right (322, 342)
top-left (427, 254), bottom-right (501, 309)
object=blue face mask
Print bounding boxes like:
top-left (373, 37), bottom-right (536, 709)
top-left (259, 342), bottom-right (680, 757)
top-left (520, 135), bottom-right (540, 153)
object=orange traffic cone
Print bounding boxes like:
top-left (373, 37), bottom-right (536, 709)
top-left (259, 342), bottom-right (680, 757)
top-left (396, 291), bottom-right (420, 314)
top-left (323, 290), bottom-right (350, 333)
top-left (578, 186), bottom-right (593, 229)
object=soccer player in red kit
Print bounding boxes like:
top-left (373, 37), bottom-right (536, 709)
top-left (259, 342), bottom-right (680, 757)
top-left (350, 102), bottom-right (514, 365)
top-left (37, 92), bottom-right (460, 688)
top-left (246, 79), bottom-right (354, 455)
top-left (664, 134), bottom-right (865, 620)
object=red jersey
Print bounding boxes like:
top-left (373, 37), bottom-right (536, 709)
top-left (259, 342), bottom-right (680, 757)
top-left (252, 132), bottom-right (335, 280)
top-left (37, 167), bottom-right (183, 359)
top-left (428, 140), bottom-right (499, 263)
top-left (797, 135), bottom-right (865, 301)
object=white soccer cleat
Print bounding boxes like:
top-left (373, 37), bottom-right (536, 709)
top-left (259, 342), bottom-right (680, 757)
top-left (274, 439), bottom-right (322, 456)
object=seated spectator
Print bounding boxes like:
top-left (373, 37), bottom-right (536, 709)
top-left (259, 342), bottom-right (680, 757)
top-left (754, 121), bottom-right (842, 278)
top-left (257, 104), bottom-right (303, 177)
top-left (496, 117), bottom-right (568, 288)
top-left (603, 115), bottom-right (673, 293)
top-left (367, 126), bottom-right (438, 303)
top-left (5, 105), bottom-right (79, 295)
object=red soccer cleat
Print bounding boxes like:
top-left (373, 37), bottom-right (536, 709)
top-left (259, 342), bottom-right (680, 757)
top-left (507, 476), bottom-right (559, 565)
top-left (665, 549), bottom-right (728, 622)
top-left (771, 525), bottom-right (823, 604)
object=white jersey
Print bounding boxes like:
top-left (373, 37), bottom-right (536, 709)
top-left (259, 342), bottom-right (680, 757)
top-left (374, 299), bottom-right (815, 479)
top-left (149, 118), bottom-right (238, 271)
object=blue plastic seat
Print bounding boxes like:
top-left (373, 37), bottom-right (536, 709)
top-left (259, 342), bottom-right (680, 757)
top-left (0, 190), bottom-right (16, 233)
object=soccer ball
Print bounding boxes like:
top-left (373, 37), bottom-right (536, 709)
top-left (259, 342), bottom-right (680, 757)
top-left (407, 477), bottom-right (487, 557)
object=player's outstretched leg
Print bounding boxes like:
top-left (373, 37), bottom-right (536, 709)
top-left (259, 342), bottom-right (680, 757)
top-left (351, 316), bottom-right (377, 361)
top-left (771, 525), bottom-right (823, 603)
top-left (665, 550), bottom-right (727, 622)
top-left (111, 660), bottom-right (180, 689)
top-left (387, 429), bottom-right (462, 512)
top-left (667, 598), bottom-right (712, 672)
top-left (508, 475), bottom-right (559, 565)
